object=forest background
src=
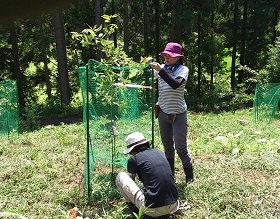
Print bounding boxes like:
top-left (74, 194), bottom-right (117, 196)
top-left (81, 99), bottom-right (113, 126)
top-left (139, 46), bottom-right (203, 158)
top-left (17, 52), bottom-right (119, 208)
top-left (0, 0), bottom-right (280, 122)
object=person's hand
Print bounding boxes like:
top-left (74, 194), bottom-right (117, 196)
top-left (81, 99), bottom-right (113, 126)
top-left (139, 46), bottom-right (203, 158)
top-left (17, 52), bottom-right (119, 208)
top-left (146, 57), bottom-right (153, 63)
top-left (150, 62), bottom-right (162, 72)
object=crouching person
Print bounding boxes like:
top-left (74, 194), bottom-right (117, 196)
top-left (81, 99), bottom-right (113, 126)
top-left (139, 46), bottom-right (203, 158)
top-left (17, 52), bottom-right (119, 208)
top-left (116, 132), bottom-right (179, 217)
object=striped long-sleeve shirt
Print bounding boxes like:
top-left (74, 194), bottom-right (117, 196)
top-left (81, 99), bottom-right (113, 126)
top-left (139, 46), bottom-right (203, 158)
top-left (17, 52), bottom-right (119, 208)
top-left (154, 64), bottom-right (189, 114)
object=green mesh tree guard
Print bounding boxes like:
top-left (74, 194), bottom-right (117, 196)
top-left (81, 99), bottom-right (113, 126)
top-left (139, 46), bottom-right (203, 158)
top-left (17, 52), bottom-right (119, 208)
top-left (253, 83), bottom-right (280, 123)
top-left (78, 59), bottom-right (156, 201)
top-left (0, 80), bottom-right (19, 137)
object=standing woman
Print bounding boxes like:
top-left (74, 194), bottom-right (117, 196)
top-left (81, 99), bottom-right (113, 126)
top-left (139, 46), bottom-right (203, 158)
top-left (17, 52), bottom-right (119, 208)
top-left (150, 42), bottom-right (194, 183)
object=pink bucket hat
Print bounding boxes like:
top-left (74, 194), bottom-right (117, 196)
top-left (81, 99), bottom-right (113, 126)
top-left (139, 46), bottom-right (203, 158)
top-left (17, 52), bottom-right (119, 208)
top-left (159, 42), bottom-right (184, 58)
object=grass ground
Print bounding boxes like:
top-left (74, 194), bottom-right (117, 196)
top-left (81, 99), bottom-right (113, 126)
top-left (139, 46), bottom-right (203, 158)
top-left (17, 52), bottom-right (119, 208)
top-left (0, 109), bottom-right (279, 219)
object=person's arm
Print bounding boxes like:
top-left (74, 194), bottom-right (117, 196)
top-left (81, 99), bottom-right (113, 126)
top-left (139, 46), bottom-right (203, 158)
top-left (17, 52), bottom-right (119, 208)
top-left (158, 68), bottom-right (185, 89)
top-left (149, 62), bottom-right (185, 89)
top-left (127, 157), bottom-right (137, 181)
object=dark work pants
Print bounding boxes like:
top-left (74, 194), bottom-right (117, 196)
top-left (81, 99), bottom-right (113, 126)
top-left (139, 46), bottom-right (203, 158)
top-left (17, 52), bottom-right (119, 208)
top-left (158, 109), bottom-right (192, 169)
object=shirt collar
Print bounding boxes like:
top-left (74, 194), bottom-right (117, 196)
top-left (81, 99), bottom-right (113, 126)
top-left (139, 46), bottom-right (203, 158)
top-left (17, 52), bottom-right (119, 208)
top-left (163, 61), bottom-right (181, 73)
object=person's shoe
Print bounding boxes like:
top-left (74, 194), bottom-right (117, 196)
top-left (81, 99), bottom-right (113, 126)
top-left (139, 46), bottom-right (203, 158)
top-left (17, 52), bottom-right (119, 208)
top-left (186, 177), bottom-right (194, 184)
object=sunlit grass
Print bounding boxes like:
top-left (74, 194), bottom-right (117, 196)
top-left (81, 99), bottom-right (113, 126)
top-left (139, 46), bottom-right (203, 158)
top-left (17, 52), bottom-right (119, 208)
top-left (0, 109), bottom-right (279, 219)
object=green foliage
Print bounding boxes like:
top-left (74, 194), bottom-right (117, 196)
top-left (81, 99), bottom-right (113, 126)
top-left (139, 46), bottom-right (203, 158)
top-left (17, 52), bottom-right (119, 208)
top-left (39, 102), bottom-right (82, 119)
top-left (259, 39), bottom-right (280, 83)
top-left (73, 14), bottom-right (150, 113)
top-left (91, 172), bottom-right (121, 202)
top-left (229, 84), bottom-right (254, 112)
top-left (187, 79), bottom-right (253, 113)
top-left (133, 206), bottom-right (146, 219)
top-left (0, 25), bottom-right (11, 81)
top-left (73, 15), bottom-right (128, 65)
top-left (2, 0), bottom-right (278, 111)
top-left (19, 104), bottom-right (41, 132)
top-left (1, 0), bottom-right (279, 110)
top-left (238, 22), bottom-right (280, 85)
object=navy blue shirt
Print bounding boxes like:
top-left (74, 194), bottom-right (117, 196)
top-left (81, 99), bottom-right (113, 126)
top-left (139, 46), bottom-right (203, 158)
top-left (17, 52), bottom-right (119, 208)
top-left (127, 147), bottom-right (178, 208)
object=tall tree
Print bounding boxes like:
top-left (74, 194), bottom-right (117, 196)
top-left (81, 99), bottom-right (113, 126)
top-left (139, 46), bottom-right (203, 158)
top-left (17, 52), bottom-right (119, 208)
top-left (231, 0), bottom-right (239, 91)
top-left (39, 16), bottom-right (52, 104)
top-left (95, 0), bottom-right (103, 26)
top-left (154, 0), bottom-right (160, 62)
top-left (271, 0), bottom-right (280, 44)
top-left (111, 0), bottom-right (117, 48)
top-left (143, 0), bottom-right (151, 102)
top-left (210, 10), bottom-right (214, 87)
top-left (197, 12), bottom-right (202, 96)
top-left (143, 0), bottom-right (148, 56)
top-left (238, 0), bottom-right (248, 84)
top-left (123, 0), bottom-right (129, 54)
top-left (245, 0), bottom-right (274, 70)
top-left (52, 7), bottom-right (70, 105)
top-left (9, 21), bottom-right (25, 107)
top-left (171, 0), bottom-right (181, 42)
top-left (95, 0), bottom-right (104, 60)
top-left (85, 0), bottom-right (94, 59)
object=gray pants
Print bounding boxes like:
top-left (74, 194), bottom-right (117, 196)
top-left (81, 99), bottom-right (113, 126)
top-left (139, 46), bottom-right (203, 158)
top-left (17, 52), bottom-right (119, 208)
top-left (116, 172), bottom-right (179, 217)
top-left (158, 110), bottom-right (192, 169)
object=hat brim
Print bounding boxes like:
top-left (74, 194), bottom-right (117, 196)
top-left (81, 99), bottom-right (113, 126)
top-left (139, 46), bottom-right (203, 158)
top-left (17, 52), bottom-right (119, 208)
top-left (159, 51), bottom-right (184, 58)
top-left (123, 140), bottom-right (151, 155)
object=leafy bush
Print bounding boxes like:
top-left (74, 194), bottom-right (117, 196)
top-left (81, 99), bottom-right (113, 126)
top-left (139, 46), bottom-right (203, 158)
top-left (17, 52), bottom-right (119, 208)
top-left (259, 39), bottom-right (280, 83)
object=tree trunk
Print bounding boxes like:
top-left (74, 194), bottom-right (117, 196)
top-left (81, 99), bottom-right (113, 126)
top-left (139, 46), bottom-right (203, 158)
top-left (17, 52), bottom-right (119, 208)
top-left (84, 0), bottom-right (94, 60)
top-left (143, 0), bottom-right (150, 102)
top-left (9, 21), bottom-right (25, 107)
top-left (154, 0), bottom-right (160, 62)
top-left (171, 0), bottom-right (180, 42)
top-left (123, 0), bottom-right (129, 54)
top-left (197, 13), bottom-right (202, 96)
top-left (210, 11), bottom-right (214, 88)
top-left (238, 0), bottom-right (247, 84)
top-left (95, 0), bottom-right (104, 60)
top-left (39, 16), bottom-right (52, 104)
top-left (95, 0), bottom-right (103, 26)
top-left (154, 0), bottom-right (160, 101)
top-left (231, 0), bottom-right (238, 92)
top-left (112, 0), bottom-right (117, 48)
top-left (143, 0), bottom-right (148, 56)
top-left (271, 1), bottom-right (280, 45)
top-left (52, 7), bottom-right (70, 105)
